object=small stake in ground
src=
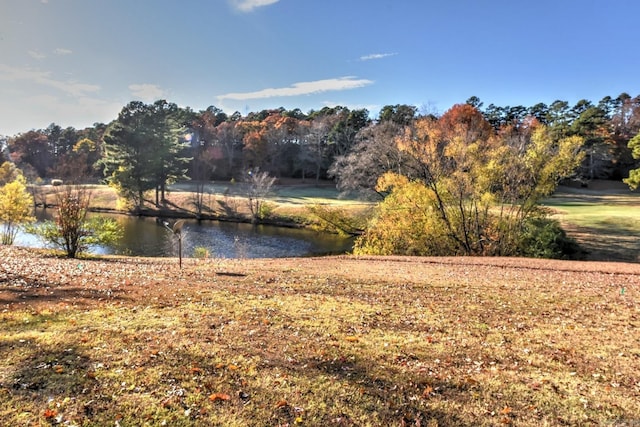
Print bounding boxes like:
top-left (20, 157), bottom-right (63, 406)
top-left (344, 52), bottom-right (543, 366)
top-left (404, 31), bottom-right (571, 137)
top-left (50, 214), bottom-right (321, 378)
top-left (163, 220), bottom-right (185, 269)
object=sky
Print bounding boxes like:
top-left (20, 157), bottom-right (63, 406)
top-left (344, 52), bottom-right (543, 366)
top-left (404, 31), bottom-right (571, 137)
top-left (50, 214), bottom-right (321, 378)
top-left (1, 0), bottom-right (639, 136)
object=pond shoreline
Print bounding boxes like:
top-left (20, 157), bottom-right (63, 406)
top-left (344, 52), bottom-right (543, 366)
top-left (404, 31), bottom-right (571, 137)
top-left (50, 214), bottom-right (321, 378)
top-left (27, 199), bottom-right (357, 258)
top-left (34, 203), bottom-right (314, 231)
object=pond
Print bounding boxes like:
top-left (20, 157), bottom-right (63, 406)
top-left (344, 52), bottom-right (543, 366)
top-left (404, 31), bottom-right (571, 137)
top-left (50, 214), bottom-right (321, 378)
top-left (15, 211), bottom-right (355, 258)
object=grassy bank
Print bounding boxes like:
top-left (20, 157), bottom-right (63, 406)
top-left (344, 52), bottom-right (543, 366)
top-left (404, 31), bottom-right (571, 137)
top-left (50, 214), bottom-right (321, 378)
top-left (546, 183), bottom-right (640, 262)
top-left (1, 247), bottom-right (639, 425)
top-left (32, 182), bottom-right (372, 231)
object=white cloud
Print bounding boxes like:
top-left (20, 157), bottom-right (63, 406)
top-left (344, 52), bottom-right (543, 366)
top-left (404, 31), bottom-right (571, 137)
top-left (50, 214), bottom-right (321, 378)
top-left (54, 48), bottom-right (73, 55)
top-left (0, 64), bottom-right (99, 96)
top-left (217, 76), bottom-right (374, 101)
top-left (229, 0), bottom-right (280, 12)
top-left (359, 52), bottom-right (398, 61)
top-left (28, 50), bottom-right (46, 60)
top-left (128, 83), bottom-right (166, 102)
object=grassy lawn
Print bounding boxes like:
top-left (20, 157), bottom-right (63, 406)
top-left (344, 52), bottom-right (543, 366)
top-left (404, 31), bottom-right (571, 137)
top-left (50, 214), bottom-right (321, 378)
top-left (1, 247), bottom-right (639, 426)
top-left (544, 184), bottom-right (640, 262)
top-left (4, 181), bottom-right (640, 425)
top-left (169, 181), bottom-right (369, 208)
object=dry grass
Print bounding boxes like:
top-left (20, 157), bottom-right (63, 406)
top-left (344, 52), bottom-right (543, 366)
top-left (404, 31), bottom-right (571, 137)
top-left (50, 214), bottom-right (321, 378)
top-left (1, 247), bottom-right (639, 426)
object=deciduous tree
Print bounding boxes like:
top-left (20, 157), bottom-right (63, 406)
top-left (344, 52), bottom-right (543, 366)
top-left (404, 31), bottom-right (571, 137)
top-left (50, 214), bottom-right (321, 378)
top-left (8, 130), bottom-right (52, 179)
top-left (245, 167), bottom-right (276, 222)
top-left (329, 120), bottom-right (409, 199)
top-left (0, 161), bottom-right (22, 186)
top-left (27, 186), bottom-right (121, 258)
top-left (355, 105), bottom-right (584, 257)
top-left (0, 174), bottom-right (35, 245)
top-left (623, 132), bottom-right (640, 189)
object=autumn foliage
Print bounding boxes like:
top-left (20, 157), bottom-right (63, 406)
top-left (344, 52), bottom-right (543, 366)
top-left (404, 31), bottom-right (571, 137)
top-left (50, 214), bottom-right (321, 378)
top-left (0, 172), bottom-right (35, 245)
top-left (27, 186), bottom-right (122, 258)
top-left (355, 104), bottom-right (584, 257)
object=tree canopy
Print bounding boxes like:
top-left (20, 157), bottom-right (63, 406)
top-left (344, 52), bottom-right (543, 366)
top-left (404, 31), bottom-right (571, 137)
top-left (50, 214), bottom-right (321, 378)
top-left (0, 172), bottom-right (35, 245)
top-left (102, 100), bottom-right (191, 208)
top-left (353, 105), bottom-right (584, 257)
top-left (3, 92), bottom-right (639, 213)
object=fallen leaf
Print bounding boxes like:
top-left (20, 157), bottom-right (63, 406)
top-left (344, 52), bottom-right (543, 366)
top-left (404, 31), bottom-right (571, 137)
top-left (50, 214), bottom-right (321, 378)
top-left (275, 399), bottom-right (288, 408)
top-left (345, 336), bottom-right (359, 342)
top-left (44, 409), bottom-right (57, 419)
top-left (53, 365), bottom-right (64, 374)
top-left (422, 385), bottom-right (434, 398)
top-left (209, 393), bottom-right (231, 402)
top-left (500, 406), bottom-right (512, 415)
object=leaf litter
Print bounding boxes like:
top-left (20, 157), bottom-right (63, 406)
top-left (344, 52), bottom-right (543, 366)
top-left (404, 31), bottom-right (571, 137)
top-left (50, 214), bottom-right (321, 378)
top-left (0, 246), bottom-right (639, 425)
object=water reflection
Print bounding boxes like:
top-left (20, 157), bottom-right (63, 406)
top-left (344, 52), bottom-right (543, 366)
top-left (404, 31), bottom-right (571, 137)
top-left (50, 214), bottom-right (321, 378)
top-left (15, 211), bottom-right (354, 258)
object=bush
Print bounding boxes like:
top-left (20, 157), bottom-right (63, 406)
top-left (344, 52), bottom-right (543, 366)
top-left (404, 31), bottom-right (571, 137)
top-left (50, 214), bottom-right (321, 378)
top-left (517, 216), bottom-right (582, 259)
top-left (258, 201), bottom-right (275, 220)
top-left (193, 246), bottom-right (210, 259)
top-left (27, 186), bottom-right (122, 258)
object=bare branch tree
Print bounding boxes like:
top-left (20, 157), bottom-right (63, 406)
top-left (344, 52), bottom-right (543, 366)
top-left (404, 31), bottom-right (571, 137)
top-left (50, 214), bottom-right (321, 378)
top-left (245, 168), bottom-right (276, 223)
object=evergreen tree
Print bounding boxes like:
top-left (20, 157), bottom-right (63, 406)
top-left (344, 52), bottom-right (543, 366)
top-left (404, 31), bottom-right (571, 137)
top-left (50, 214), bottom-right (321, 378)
top-left (102, 101), bottom-right (191, 209)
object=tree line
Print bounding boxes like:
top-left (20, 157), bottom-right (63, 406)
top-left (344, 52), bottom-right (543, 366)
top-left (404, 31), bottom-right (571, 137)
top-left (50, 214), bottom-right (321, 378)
top-left (2, 93), bottom-right (640, 258)
top-left (2, 93), bottom-right (640, 204)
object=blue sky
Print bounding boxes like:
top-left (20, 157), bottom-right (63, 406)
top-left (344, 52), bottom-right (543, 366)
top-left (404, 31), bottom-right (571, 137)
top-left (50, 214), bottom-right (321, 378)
top-left (1, 0), bottom-right (639, 136)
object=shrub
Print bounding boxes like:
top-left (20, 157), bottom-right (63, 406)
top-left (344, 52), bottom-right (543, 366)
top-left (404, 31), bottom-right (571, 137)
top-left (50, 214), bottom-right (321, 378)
top-left (193, 246), bottom-right (210, 259)
top-left (257, 201), bottom-right (275, 220)
top-left (245, 168), bottom-right (275, 222)
top-left (27, 186), bottom-right (122, 258)
top-left (517, 216), bottom-right (582, 259)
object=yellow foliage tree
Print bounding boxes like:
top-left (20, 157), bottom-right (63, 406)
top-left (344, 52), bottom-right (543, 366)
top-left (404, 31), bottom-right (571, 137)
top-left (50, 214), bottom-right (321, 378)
top-left (0, 174), bottom-right (35, 245)
top-left (0, 161), bottom-right (21, 186)
top-left (355, 105), bottom-right (584, 257)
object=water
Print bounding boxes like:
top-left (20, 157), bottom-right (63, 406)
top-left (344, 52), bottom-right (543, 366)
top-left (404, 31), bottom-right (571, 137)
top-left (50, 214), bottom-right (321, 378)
top-left (14, 212), bottom-right (354, 258)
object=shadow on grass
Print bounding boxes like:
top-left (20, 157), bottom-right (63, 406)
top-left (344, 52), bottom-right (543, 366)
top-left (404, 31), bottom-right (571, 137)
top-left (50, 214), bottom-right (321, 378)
top-left (215, 272), bottom-right (247, 277)
top-left (305, 356), bottom-right (470, 426)
top-left (7, 341), bottom-right (94, 395)
top-left (563, 224), bottom-right (640, 262)
top-left (0, 272), bottom-right (131, 308)
top-left (179, 343), bottom-right (470, 426)
top-left (2, 340), bottom-right (107, 423)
